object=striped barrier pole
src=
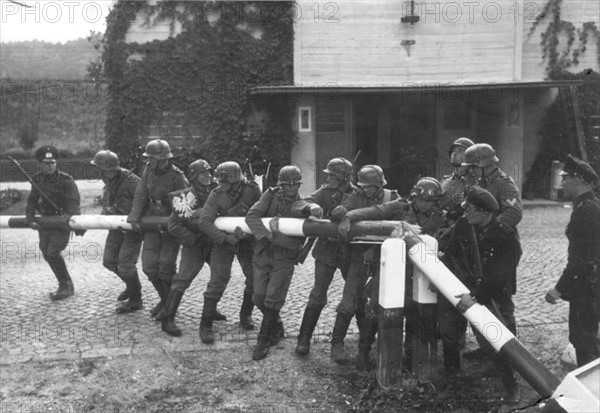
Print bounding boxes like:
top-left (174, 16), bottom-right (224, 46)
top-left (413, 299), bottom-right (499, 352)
top-left (408, 235), bottom-right (561, 398)
top-left (376, 238), bottom-right (406, 389)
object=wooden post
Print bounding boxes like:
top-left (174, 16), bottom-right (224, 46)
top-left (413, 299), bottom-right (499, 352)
top-left (411, 236), bottom-right (438, 384)
top-left (376, 238), bottom-right (406, 389)
top-left (570, 85), bottom-right (588, 161)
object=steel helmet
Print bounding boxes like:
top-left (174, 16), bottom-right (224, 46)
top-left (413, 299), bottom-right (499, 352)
top-left (410, 177), bottom-right (443, 201)
top-left (277, 165), bottom-right (303, 185)
top-left (188, 159), bottom-right (212, 181)
top-left (448, 137), bottom-right (475, 156)
top-left (357, 165), bottom-right (387, 187)
top-left (323, 157), bottom-right (353, 180)
top-left (214, 161), bottom-right (242, 184)
top-left (90, 150), bottom-right (119, 171)
top-left (462, 143), bottom-right (499, 167)
top-left (143, 139), bottom-right (173, 160)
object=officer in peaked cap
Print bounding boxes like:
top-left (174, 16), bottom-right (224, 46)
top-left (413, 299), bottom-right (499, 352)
top-left (546, 154), bottom-right (600, 366)
top-left (559, 154), bottom-right (599, 186)
top-left (35, 145), bottom-right (59, 163)
top-left (26, 145), bottom-right (83, 300)
top-left (441, 186), bottom-right (522, 401)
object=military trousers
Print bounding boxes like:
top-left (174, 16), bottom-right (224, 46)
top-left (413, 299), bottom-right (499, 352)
top-left (141, 231), bottom-right (180, 284)
top-left (304, 239), bottom-right (348, 310)
top-left (569, 299), bottom-right (600, 366)
top-left (252, 243), bottom-right (296, 311)
top-left (171, 241), bottom-right (212, 293)
top-left (336, 244), bottom-right (379, 317)
top-left (103, 230), bottom-right (143, 282)
top-left (203, 238), bottom-right (255, 303)
top-left (38, 228), bottom-right (71, 285)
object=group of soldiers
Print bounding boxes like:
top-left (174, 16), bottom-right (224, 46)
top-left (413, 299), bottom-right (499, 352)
top-left (25, 137), bottom-right (599, 402)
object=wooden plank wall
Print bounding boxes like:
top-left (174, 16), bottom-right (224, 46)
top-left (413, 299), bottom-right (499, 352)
top-left (295, 0), bottom-right (518, 85)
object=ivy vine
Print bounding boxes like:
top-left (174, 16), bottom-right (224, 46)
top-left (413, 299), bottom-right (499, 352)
top-left (99, 1), bottom-right (295, 179)
top-left (528, 0), bottom-right (600, 77)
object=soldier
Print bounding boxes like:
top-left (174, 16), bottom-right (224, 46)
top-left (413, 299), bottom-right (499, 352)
top-left (292, 157), bottom-right (357, 356)
top-left (337, 177), bottom-right (445, 370)
top-left (91, 150), bottom-right (143, 313)
top-left (127, 139), bottom-right (188, 317)
top-left (545, 154), bottom-right (599, 367)
top-left (438, 137), bottom-right (475, 249)
top-left (328, 165), bottom-right (399, 365)
top-left (25, 145), bottom-right (84, 300)
top-left (441, 187), bottom-right (521, 402)
top-left (246, 165), bottom-right (305, 360)
top-left (461, 143), bottom-right (522, 360)
top-left (156, 159), bottom-right (226, 336)
top-left (198, 161), bottom-right (262, 344)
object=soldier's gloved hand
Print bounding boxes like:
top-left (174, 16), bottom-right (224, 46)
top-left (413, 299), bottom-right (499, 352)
top-left (337, 217), bottom-right (351, 240)
top-left (234, 226), bottom-right (249, 239)
top-left (102, 206), bottom-right (117, 215)
top-left (545, 288), bottom-right (561, 304)
top-left (269, 217), bottom-right (280, 234)
top-left (129, 221), bottom-right (142, 233)
top-left (224, 233), bottom-right (239, 246)
top-left (455, 293), bottom-right (476, 313)
top-left (309, 204), bottom-right (323, 219)
top-left (28, 222), bottom-right (41, 231)
top-left (330, 205), bottom-right (347, 220)
top-left (74, 229), bottom-right (87, 237)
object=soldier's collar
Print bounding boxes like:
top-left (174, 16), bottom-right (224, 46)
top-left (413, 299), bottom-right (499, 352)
top-left (573, 190), bottom-right (596, 207)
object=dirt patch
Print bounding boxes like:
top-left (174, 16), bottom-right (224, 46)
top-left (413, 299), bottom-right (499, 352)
top-left (0, 331), bottom-right (573, 413)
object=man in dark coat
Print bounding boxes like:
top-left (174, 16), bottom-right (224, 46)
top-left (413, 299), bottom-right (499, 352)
top-left (25, 145), bottom-right (83, 300)
top-left (546, 154), bottom-right (600, 367)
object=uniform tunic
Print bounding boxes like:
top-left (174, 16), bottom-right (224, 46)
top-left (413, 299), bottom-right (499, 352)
top-left (291, 183), bottom-right (358, 310)
top-left (246, 187), bottom-right (305, 311)
top-left (554, 191), bottom-right (600, 365)
top-left (441, 216), bottom-right (521, 378)
top-left (25, 171), bottom-right (81, 285)
top-left (101, 168), bottom-right (142, 284)
top-left (167, 183), bottom-right (215, 293)
top-left (199, 180), bottom-right (262, 301)
top-left (127, 163), bottom-right (188, 284)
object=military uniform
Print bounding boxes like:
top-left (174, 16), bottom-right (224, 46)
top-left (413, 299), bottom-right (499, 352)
top-left (25, 147), bottom-right (81, 299)
top-left (292, 183), bottom-right (357, 310)
top-left (477, 168), bottom-right (522, 229)
top-left (343, 198), bottom-right (445, 368)
top-left (127, 163), bottom-right (188, 303)
top-left (554, 190), bottom-right (600, 366)
top-left (100, 168), bottom-right (143, 310)
top-left (168, 183), bottom-right (216, 293)
top-left (198, 178), bottom-right (261, 317)
top-left (246, 187), bottom-right (305, 311)
top-left (441, 215), bottom-right (521, 387)
top-left (334, 188), bottom-right (399, 316)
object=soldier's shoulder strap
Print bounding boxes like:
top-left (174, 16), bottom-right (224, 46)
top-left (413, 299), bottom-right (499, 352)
top-left (172, 164), bottom-right (185, 175)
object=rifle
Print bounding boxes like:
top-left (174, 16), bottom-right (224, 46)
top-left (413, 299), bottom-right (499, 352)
top-left (351, 150), bottom-right (361, 184)
top-left (241, 145), bottom-right (258, 180)
top-left (468, 222), bottom-right (506, 323)
top-left (6, 156), bottom-right (65, 216)
top-left (132, 145), bottom-right (145, 176)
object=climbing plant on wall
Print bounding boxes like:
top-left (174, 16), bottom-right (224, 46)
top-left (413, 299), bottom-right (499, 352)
top-left (524, 0), bottom-right (600, 196)
top-left (100, 0), bottom-right (295, 174)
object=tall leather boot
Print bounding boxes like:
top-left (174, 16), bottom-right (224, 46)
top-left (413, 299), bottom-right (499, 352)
top-left (149, 279), bottom-right (167, 317)
top-left (200, 298), bottom-right (218, 344)
top-left (49, 257), bottom-right (74, 301)
top-left (161, 290), bottom-right (184, 337)
top-left (295, 306), bottom-right (322, 356)
top-left (253, 308), bottom-right (277, 361)
top-left (270, 314), bottom-right (285, 347)
top-left (331, 312), bottom-right (353, 365)
top-left (116, 274), bottom-right (143, 314)
top-left (357, 317), bottom-right (378, 371)
top-left (239, 290), bottom-right (255, 330)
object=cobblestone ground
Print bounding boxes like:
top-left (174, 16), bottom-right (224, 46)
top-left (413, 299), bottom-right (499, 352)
top-left (0, 182), bottom-right (573, 365)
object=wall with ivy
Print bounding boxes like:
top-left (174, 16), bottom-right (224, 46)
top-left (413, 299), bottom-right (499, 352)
top-left (101, 1), bottom-right (295, 176)
top-left (523, 0), bottom-right (600, 197)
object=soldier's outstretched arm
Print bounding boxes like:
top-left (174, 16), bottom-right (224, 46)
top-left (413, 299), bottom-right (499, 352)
top-left (496, 179), bottom-right (523, 228)
top-left (127, 169), bottom-right (150, 223)
top-left (63, 178), bottom-right (81, 216)
top-left (245, 190), bottom-right (273, 240)
top-left (198, 192), bottom-right (226, 244)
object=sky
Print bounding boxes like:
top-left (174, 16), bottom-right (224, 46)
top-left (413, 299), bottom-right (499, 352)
top-left (0, 0), bottom-right (115, 43)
